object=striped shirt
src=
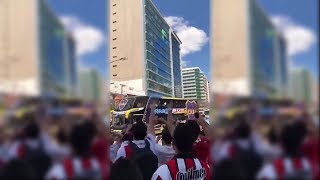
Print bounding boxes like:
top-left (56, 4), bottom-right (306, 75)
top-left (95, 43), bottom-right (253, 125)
top-left (257, 157), bottom-right (314, 179)
top-left (152, 154), bottom-right (210, 180)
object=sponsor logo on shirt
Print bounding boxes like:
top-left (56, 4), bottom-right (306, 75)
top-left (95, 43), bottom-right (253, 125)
top-left (176, 168), bottom-right (206, 180)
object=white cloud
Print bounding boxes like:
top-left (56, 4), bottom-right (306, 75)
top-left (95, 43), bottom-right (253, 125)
top-left (164, 16), bottom-right (209, 58)
top-left (181, 60), bottom-right (188, 68)
top-left (60, 15), bottom-right (105, 57)
top-left (271, 15), bottom-right (316, 56)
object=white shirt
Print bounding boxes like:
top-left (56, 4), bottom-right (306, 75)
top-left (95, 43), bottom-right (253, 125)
top-left (115, 134), bottom-right (156, 160)
top-left (110, 143), bottom-right (120, 163)
top-left (154, 143), bottom-right (175, 167)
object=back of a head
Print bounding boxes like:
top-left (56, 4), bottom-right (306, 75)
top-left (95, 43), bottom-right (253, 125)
top-left (185, 120), bottom-right (200, 142)
top-left (281, 122), bottom-right (306, 157)
top-left (131, 122), bottom-right (147, 140)
top-left (213, 159), bottom-right (244, 180)
top-left (267, 127), bottom-right (279, 144)
top-left (110, 157), bottom-right (143, 180)
top-left (70, 123), bottom-right (93, 157)
top-left (0, 159), bottom-right (35, 179)
top-left (122, 133), bottom-right (133, 142)
top-left (24, 121), bottom-right (40, 139)
top-left (161, 126), bottom-right (172, 145)
top-left (83, 121), bottom-right (97, 140)
top-left (234, 120), bottom-right (251, 139)
top-left (173, 123), bottom-right (196, 153)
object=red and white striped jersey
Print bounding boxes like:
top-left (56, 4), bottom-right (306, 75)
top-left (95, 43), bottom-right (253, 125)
top-left (46, 157), bottom-right (108, 180)
top-left (257, 157), bottom-right (314, 179)
top-left (152, 157), bottom-right (210, 180)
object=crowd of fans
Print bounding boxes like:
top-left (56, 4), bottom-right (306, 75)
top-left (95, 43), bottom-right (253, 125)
top-left (0, 100), bottom-right (109, 179)
top-left (110, 102), bottom-right (212, 180)
top-left (0, 97), bottom-right (318, 180)
top-left (110, 100), bottom-right (319, 180)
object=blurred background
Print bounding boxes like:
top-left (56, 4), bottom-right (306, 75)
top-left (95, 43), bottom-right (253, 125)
top-left (211, 0), bottom-right (318, 126)
top-left (0, 0), bottom-right (108, 178)
top-left (210, 0), bottom-right (318, 179)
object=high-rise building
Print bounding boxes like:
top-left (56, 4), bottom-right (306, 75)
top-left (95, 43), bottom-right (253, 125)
top-left (109, 0), bottom-right (182, 97)
top-left (182, 67), bottom-right (210, 102)
top-left (275, 34), bottom-right (289, 97)
top-left (289, 68), bottom-right (313, 104)
top-left (211, 0), bottom-right (288, 97)
top-left (0, 0), bottom-right (77, 98)
top-left (79, 68), bottom-right (103, 103)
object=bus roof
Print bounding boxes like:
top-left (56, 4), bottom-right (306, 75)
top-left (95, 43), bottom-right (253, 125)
top-left (119, 96), bottom-right (196, 101)
top-left (160, 97), bottom-right (192, 101)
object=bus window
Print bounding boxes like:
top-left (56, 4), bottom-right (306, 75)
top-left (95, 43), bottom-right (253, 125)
top-left (133, 96), bottom-right (149, 108)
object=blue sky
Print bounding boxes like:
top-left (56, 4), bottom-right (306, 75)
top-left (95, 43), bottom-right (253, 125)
top-left (47, 0), bottom-right (317, 82)
top-left (47, 0), bottom-right (107, 79)
top-left (259, 0), bottom-right (318, 80)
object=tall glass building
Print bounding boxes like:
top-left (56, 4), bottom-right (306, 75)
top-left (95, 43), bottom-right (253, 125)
top-left (171, 32), bottom-right (183, 98)
top-left (109, 0), bottom-right (182, 97)
top-left (249, 0), bottom-right (277, 96)
top-left (39, 0), bottom-right (77, 97)
top-left (211, 0), bottom-right (288, 98)
top-left (0, 0), bottom-right (77, 97)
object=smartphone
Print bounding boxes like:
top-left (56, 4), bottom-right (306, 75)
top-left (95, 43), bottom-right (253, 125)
top-left (154, 104), bottom-right (168, 119)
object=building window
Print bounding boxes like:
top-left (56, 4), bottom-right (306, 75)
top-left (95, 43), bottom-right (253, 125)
top-left (113, 56), bottom-right (117, 58)
top-left (112, 38), bottom-right (117, 40)
top-left (113, 21), bottom-right (117, 23)
top-left (113, 12), bottom-right (117, 15)
top-left (113, 29), bottom-right (117, 32)
top-left (113, 65), bottom-right (117, 67)
top-left (113, 74), bottom-right (117, 77)
top-left (112, 4), bottom-right (116, 6)
top-left (112, 47), bottom-right (117, 49)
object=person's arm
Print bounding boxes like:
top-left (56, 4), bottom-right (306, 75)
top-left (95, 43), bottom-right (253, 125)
top-left (147, 103), bottom-right (157, 136)
top-left (195, 104), bottom-right (211, 138)
top-left (156, 135), bottom-right (162, 144)
top-left (125, 124), bottom-right (133, 134)
top-left (155, 101), bottom-right (175, 137)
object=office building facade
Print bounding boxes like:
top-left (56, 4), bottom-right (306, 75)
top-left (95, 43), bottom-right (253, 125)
top-left (0, 0), bottom-right (77, 98)
top-left (211, 0), bottom-right (288, 97)
top-left (289, 68), bottom-right (313, 104)
top-left (79, 68), bottom-right (102, 103)
top-left (182, 67), bottom-right (209, 102)
top-left (109, 0), bottom-right (182, 97)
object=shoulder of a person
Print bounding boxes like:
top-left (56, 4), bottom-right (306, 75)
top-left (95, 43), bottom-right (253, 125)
top-left (200, 136), bottom-right (210, 141)
top-left (257, 163), bottom-right (276, 179)
top-left (46, 163), bottom-right (66, 179)
top-left (156, 163), bottom-right (171, 174)
top-left (146, 133), bottom-right (156, 141)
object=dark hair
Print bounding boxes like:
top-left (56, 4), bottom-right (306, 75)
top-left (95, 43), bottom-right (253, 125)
top-left (110, 157), bottom-right (143, 180)
top-left (131, 122), bottom-right (147, 140)
top-left (280, 122), bottom-right (306, 157)
top-left (122, 133), bottom-right (133, 142)
top-left (83, 121), bottom-right (97, 140)
top-left (56, 128), bottom-right (68, 144)
top-left (161, 126), bottom-right (172, 145)
top-left (0, 159), bottom-right (35, 179)
top-left (234, 120), bottom-right (251, 139)
top-left (213, 159), bottom-right (244, 180)
top-left (70, 123), bottom-right (93, 157)
top-left (173, 123), bottom-right (196, 153)
top-left (24, 121), bottom-right (40, 139)
top-left (267, 127), bottom-right (279, 144)
top-left (185, 120), bottom-right (200, 142)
